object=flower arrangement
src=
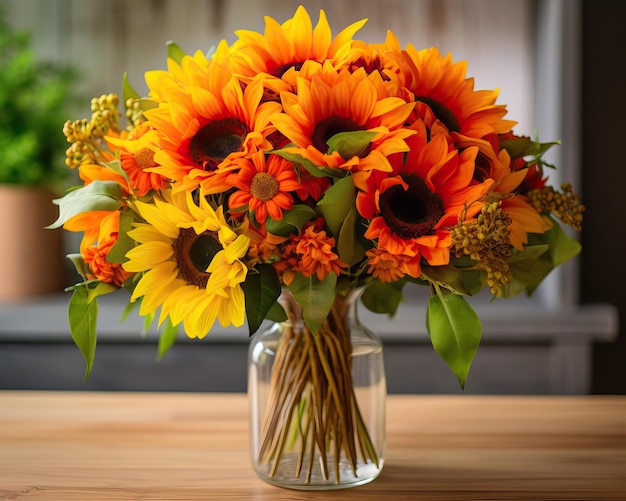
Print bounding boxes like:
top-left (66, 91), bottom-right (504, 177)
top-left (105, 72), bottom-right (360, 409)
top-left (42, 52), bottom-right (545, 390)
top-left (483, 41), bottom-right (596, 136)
top-left (50, 5), bottom-right (583, 384)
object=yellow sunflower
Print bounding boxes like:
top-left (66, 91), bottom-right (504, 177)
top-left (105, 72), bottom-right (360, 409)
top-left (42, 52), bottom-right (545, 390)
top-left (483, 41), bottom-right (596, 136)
top-left (123, 189), bottom-right (250, 339)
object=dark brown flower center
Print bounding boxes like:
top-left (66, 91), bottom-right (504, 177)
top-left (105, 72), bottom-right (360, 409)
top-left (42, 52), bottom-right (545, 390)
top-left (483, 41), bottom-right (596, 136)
top-left (250, 172), bottom-right (280, 201)
top-left (311, 117), bottom-right (364, 154)
top-left (174, 227), bottom-right (223, 288)
top-left (415, 96), bottom-right (460, 133)
top-left (379, 176), bottom-right (444, 239)
top-left (270, 61), bottom-right (305, 78)
top-left (190, 118), bottom-right (249, 171)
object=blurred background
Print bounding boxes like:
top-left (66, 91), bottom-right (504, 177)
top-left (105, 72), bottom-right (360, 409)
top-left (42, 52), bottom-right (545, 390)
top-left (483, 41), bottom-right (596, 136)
top-left (0, 0), bottom-right (622, 394)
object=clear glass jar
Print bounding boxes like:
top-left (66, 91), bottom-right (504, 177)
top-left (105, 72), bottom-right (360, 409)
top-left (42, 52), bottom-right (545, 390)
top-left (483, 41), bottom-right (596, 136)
top-left (248, 289), bottom-right (386, 490)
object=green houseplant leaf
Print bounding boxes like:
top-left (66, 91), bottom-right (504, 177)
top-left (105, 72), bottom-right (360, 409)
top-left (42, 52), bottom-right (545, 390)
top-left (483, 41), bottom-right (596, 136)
top-left (426, 285), bottom-right (481, 389)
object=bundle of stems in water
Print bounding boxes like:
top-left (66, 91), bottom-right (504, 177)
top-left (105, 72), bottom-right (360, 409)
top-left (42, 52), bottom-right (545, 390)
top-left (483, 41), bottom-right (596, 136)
top-left (257, 292), bottom-right (379, 484)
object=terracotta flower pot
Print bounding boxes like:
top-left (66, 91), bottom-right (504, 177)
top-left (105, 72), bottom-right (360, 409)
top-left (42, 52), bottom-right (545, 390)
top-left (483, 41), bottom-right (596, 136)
top-left (0, 185), bottom-right (66, 301)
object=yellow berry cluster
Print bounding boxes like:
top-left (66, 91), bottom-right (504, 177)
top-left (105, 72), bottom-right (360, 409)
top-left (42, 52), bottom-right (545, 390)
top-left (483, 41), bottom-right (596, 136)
top-left (527, 182), bottom-right (584, 231)
top-left (62, 94), bottom-right (121, 169)
top-left (450, 202), bottom-right (513, 295)
top-left (124, 97), bottom-right (146, 130)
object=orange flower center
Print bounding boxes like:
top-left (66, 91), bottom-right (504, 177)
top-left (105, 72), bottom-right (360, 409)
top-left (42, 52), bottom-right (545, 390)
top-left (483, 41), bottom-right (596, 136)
top-left (250, 172), bottom-right (280, 201)
top-left (174, 228), bottom-right (222, 288)
top-left (380, 176), bottom-right (444, 239)
top-left (190, 118), bottom-right (249, 171)
top-left (134, 148), bottom-right (158, 169)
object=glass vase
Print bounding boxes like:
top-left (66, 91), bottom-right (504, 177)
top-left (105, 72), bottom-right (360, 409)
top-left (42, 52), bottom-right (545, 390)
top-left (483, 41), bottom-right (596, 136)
top-left (248, 289), bottom-right (386, 490)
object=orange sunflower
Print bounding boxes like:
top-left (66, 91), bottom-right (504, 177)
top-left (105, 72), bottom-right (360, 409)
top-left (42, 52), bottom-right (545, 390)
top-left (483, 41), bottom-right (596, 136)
top-left (344, 30), bottom-right (413, 101)
top-left (144, 58), bottom-right (282, 194)
top-left (356, 122), bottom-right (494, 278)
top-left (221, 5), bottom-right (367, 91)
top-left (228, 151), bottom-right (300, 224)
top-left (403, 46), bottom-right (516, 140)
top-left (271, 63), bottom-right (416, 175)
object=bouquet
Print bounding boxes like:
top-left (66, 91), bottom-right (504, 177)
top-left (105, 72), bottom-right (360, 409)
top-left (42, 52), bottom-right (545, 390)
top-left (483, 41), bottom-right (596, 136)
top-left (49, 4), bottom-right (583, 485)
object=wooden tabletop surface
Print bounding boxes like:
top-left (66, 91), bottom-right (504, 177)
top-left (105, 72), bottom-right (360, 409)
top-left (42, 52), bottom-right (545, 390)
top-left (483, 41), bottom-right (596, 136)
top-left (1, 391), bottom-right (625, 500)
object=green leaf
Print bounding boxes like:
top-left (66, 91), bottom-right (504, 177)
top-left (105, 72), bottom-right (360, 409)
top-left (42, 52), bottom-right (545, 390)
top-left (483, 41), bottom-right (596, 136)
top-left (326, 131), bottom-right (377, 159)
top-left (66, 253), bottom-right (89, 281)
top-left (122, 72), bottom-right (140, 102)
top-left (361, 280), bottom-right (404, 316)
top-left (68, 286), bottom-right (98, 380)
top-left (166, 40), bottom-right (187, 64)
top-left (500, 137), bottom-right (560, 160)
top-left (524, 218), bottom-right (582, 295)
top-left (317, 175), bottom-right (356, 237)
top-left (157, 319), bottom-right (179, 360)
top-left (265, 301), bottom-right (288, 323)
top-left (337, 207), bottom-right (365, 267)
top-left (421, 263), bottom-right (473, 296)
top-left (67, 289), bottom-right (98, 380)
top-left (241, 264), bottom-right (283, 336)
top-left (107, 209), bottom-right (136, 264)
top-left (272, 148), bottom-right (344, 179)
top-left (265, 204), bottom-right (318, 237)
top-left (499, 244), bottom-right (550, 298)
top-left (426, 287), bottom-right (481, 389)
top-left (46, 181), bottom-right (123, 229)
top-left (287, 272), bottom-right (337, 334)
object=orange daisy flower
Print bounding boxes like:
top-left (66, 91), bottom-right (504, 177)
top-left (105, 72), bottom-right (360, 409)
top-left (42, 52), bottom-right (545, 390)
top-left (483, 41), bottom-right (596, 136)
top-left (365, 246), bottom-right (420, 283)
top-left (271, 64), bottom-right (415, 175)
top-left (275, 218), bottom-right (348, 286)
top-left (80, 211), bottom-right (131, 287)
top-left (143, 57), bottom-right (282, 194)
top-left (403, 46), bottom-right (516, 139)
top-left (106, 123), bottom-right (169, 196)
top-left (228, 152), bottom-right (300, 224)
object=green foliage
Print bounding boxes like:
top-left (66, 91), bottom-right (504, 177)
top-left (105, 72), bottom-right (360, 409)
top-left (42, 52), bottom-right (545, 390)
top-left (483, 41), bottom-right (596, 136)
top-left (287, 272), bottom-right (337, 334)
top-left (426, 285), bottom-right (481, 389)
top-left (361, 279), bottom-right (405, 316)
top-left (46, 180), bottom-right (123, 229)
top-left (0, 10), bottom-right (80, 188)
top-left (66, 280), bottom-right (117, 380)
top-left (326, 131), bottom-right (377, 159)
top-left (241, 263), bottom-right (284, 336)
top-left (524, 216), bottom-right (582, 295)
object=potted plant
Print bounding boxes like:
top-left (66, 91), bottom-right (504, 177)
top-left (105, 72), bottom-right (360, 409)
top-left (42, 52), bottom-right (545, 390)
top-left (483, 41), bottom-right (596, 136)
top-left (0, 9), bottom-right (79, 300)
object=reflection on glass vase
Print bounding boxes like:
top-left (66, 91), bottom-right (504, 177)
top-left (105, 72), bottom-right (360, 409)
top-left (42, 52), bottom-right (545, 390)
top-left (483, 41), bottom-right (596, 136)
top-left (248, 288), bottom-right (386, 490)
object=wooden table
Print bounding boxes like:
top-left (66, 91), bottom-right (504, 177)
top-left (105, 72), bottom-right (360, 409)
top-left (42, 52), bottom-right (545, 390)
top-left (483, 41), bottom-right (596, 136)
top-left (1, 392), bottom-right (625, 500)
